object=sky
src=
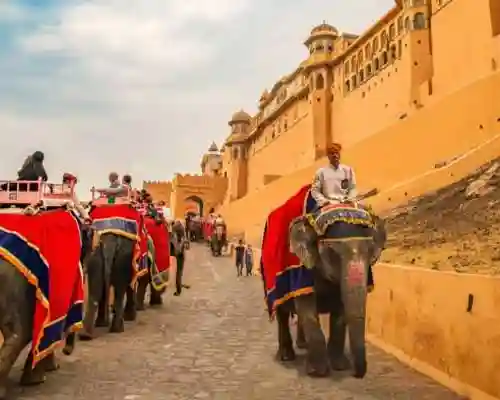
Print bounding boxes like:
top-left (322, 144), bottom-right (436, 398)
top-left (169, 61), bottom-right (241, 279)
top-left (0, 0), bottom-right (393, 199)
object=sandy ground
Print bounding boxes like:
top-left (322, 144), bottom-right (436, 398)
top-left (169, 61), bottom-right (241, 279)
top-left (380, 158), bottom-right (500, 275)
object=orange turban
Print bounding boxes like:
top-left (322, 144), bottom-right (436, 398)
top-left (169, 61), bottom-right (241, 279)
top-left (327, 142), bottom-right (342, 153)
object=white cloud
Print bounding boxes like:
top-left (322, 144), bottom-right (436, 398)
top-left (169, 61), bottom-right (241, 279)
top-left (2, 0), bottom-right (394, 200)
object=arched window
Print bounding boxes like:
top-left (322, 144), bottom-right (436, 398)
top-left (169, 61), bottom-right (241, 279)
top-left (413, 13), bottom-right (426, 29)
top-left (390, 45), bottom-right (397, 60)
top-left (316, 73), bottom-right (325, 89)
top-left (351, 75), bottom-right (357, 89)
top-left (365, 43), bottom-right (371, 59)
top-left (344, 62), bottom-right (350, 75)
top-left (381, 51), bottom-right (388, 65)
top-left (359, 70), bottom-right (364, 82)
top-left (374, 58), bottom-right (380, 70)
top-left (366, 64), bottom-right (372, 76)
top-left (389, 24), bottom-right (396, 40)
top-left (404, 17), bottom-right (411, 31)
top-left (397, 17), bottom-right (403, 34)
top-left (358, 50), bottom-right (363, 64)
top-left (345, 80), bottom-right (351, 92)
top-left (381, 31), bottom-right (388, 48)
top-left (372, 37), bottom-right (379, 52)
top-left (351, 56), bottom-right (357, 71)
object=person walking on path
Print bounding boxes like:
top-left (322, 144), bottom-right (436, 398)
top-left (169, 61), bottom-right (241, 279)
top-left (244, 244), bottom-right (254, 276)
top-left (235, 239), bottom-right (245, 277)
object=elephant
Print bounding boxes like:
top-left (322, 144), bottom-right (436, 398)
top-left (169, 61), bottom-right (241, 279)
top-left (78, 232), bottom-right (136, 340)
top-left (0, 220), bottom-right (92, 399)
top-left (210, 225), bottom-right (226, 256)
top-left (276, 206), bottom-right (386, 379)
top-left (0, 259), bottom-right (79, 399)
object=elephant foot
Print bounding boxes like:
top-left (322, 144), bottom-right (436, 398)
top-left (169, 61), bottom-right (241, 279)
top-left (62, 343), bottom-right (74, 356)
top-left (305, 359), bottom-right (330, 378)
top-left (352, 359), bottom-right (367, 379)
top-left (94, 318), bottom-right (109, 328)
top-left (20, 367), bottom-right (46, 386)
top-left (329, 354), bottom-right (351, 371)
top-left (78, 330), bottom-right (95, 341)
top-left (276, 345), bottom-right (296, 362)
top-left (123, 309), bottom-right (137, 322)
top-left (109, 317), bottom-right (125, 333)
top-left (149, 297), bottom-right (163, 307)
top-left (41, 354), bottom-right (60, 372)
top-left (296, 338), bottom-right (307, 350)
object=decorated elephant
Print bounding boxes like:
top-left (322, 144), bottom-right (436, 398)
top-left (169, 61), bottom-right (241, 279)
top-left (0, 209), bottom-right (86, 399)
top-left (260, 185), bottom-right (386, 379)
top-left (210, 223), bottom-right (226, 257)
top-left (79, 205), bottom-right (140, 340)
top-left (285, 205), bottom-right (386, 378)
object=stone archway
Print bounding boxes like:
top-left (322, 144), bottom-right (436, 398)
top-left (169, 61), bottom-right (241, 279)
top-left (185, 195), bottom-right (204, 216)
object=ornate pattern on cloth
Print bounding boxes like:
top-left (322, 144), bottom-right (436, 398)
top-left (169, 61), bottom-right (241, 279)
top-left (260, 184), bottom-right (317, 318)
top-left (307, 203), bottom-right (374, 236)
top-left (0, 210), bottom-right (84, 367)
top-left (143, 217), bottom-right (170, 290)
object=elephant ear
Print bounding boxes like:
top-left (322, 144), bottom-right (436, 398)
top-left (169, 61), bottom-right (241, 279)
top-left (289, 217), bottom-right (317, 269)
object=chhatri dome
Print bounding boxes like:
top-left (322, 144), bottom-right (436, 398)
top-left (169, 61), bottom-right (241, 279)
top-left (229, 109), bottom-right (251, 125)
top-left (208, 141), bottom-right (219, 152)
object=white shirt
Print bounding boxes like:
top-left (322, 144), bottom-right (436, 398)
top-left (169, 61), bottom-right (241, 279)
top-left (311, 163), bottom-right (357, 205)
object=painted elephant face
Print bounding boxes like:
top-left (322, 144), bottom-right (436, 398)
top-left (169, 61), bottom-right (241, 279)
top-left (318, 237), bottom-right (374, 283)
top-left (289, 216), bottom-right (319, 269)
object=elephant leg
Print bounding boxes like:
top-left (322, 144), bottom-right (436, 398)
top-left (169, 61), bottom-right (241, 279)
top-left (275, 305), bottom-right (295, 362)
top-left (135, 276), bottom-right (148, 311)
top-left (295, 317), bottom-right (307, 349)
top-left (123, 285), bottom-right (137, 321)
top-left (0, 325), bottom-right (26, 398)
top-left (295, 294), bottom-right (330, 377)
top-left (62, 332), bottom-right (76, 355)
top-left (326, 284), bottom-right (350, 370)
top-left (110, 285), bottom-right (126, 333)
top-left (149, 283), bottom-right (163, 306)
top-left (95, 281), bottom-right (110, 327)
top-left (79, 299), bottom-right (98, 340)
top-left (327, 313), bottom-right (350, 371)
top-left (20, 352), bottom-right (47, 387)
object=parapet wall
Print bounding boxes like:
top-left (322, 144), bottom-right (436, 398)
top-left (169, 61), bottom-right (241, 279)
top-left (367, 264), bottom-right (500, 399)
top-left (247, 247), bottom-right (500, 399)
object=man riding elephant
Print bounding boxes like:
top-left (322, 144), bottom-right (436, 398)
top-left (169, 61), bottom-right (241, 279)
top-left (261, 143), bottom-right (386, 379)
top-left (310, 142), bottom-right (374, 290)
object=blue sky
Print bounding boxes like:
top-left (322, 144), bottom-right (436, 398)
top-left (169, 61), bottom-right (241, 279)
top-left (0, 0), bottom-right (393, 198)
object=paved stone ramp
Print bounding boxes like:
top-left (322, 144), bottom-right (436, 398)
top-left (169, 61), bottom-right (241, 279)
top-left (8, 245), bottom-right (463, 400)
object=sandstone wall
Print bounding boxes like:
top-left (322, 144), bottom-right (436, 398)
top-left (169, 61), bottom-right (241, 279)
top-left (220, 71), bottom-right (500, 245)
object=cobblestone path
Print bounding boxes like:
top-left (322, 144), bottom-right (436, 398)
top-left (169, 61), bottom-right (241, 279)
top-left (9, 244), bottom-right (463, 399)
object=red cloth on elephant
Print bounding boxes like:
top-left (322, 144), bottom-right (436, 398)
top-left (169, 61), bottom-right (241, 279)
top-left (261, 184), bottom-right (311, 294)
top-left (0, 210), bottom-right (84, 367)
top-left (144, 217), bottom-right (170, 271)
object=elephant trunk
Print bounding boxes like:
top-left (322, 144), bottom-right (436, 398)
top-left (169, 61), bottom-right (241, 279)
top-left (341, 258), bottom-right (368, 379)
